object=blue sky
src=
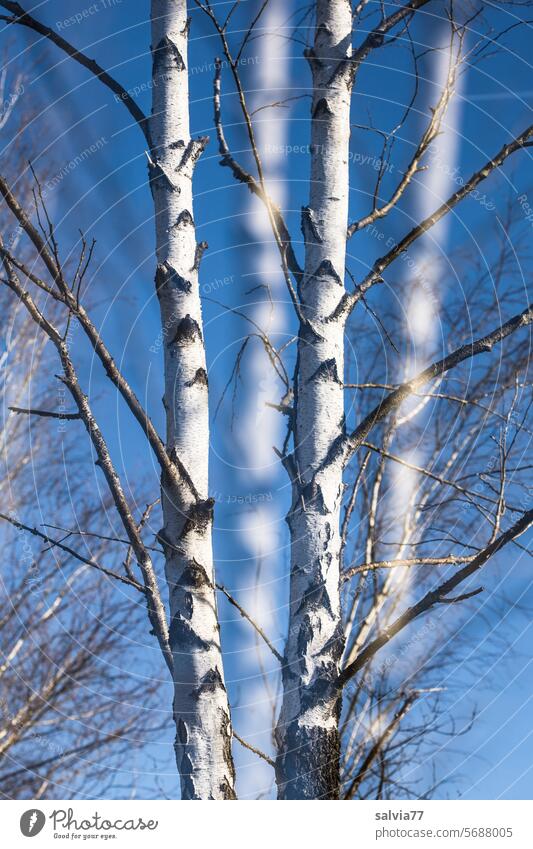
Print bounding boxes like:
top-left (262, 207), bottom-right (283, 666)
top-left (1, 0), bottom-right (532, 799)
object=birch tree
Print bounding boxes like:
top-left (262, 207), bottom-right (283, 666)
top-left (0, 0), bottom-right (235, 799)
top-left (272, 0), bottom-right (354, 799)
top-left (149, 0), bottom-right (235, 800)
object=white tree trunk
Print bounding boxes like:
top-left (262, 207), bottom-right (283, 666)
top-left (275, 0), bottom-right (353, 799)
top-left (150, 0), bottom-right (235, 799)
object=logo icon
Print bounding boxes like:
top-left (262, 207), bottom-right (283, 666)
top-left (20, 809), bottom-right (46, 837)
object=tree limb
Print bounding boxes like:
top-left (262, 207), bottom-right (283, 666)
top-left (0, 174), bottom-right (198, 502)
top-left (217, 582), bottom-right (283, 663)
top-left (9, 405), bottom-right (80, 421)
top-left (0, 512), bottom-right (145, 592)
top-left (233, 730), bottom-right (275, 768)
top-left (338, 507), bottom-right (533, 689)
top-left (212, 57), bottom-right (304, 305)
top-left (334, 123), bottom-right (533, 321)
top-left (0, 256), bottom-right (173, 674)
top-left (343, 693), bottom-right (417, 799)
top-left (331, 302), bottom-right (533, 469)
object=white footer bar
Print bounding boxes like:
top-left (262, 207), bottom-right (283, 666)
top-left (3, 799), bottom-right (531, 848)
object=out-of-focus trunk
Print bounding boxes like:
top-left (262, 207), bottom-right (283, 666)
top-left (150, 0), bottom-right (236, 800)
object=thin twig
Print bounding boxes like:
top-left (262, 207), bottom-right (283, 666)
top-left (9, 406), bottom-right (80, 421)
top-left (233, 730), bottom-right (275, 768)
top-left (0, 512), bottom-right (146, 592)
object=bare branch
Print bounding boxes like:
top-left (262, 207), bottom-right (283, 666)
top-left (9, 405), bottom-right (80, 421)
top-left (343, 693), bottom-right (417, 799)
top-left (349, 17), bottom-right (462, 234)
top-left (338, 0), bottom-right (432, 86)
top-left (233, 730), bottom-right (275, 768)
top-left (217, 583), bottom-right (283, 663)
top-left (0, 254), bottom-right (173, 674)
top-left (338, 507), bottom-right (533, 689)
top-left (360, 440), bottom-right (505, 508)
top-left (0, 173), bottom-right (197, 502)
top-left (335, 123), bottom-right (533, 321)
top-left (333, 302), bottom-right (533, 469)
top-left (0, 512), bottom-right (146, 592)
top-left (343, 555), bottom-right (476, 581)
top-left (212, 58), bottom-right (304, 300)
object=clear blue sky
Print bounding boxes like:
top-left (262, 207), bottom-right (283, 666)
top-left (1, 0), bottom-right (532, 799)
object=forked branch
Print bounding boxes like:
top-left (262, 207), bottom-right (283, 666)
top-left (335, 124), bottom-right (533, 321)
top-left (332, 302), bottom-right (533, 468)
top-left (338, 507), bottom-right (533, 688)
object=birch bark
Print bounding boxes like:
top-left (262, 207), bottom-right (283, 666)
top-left (275, 0), bottom-right (353, 799)
top-left (150, 0), bottom-right (235, 799)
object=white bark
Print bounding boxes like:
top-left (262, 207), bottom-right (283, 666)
top-left (275, 0), bottom-right (353, 799)
top-left (150, 0), bottom-right (235, 799)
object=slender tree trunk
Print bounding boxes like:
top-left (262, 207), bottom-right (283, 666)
top-left (150, 0), bottom-right (236, 799)
top-left (275, 0), bottom-right (353, 799)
